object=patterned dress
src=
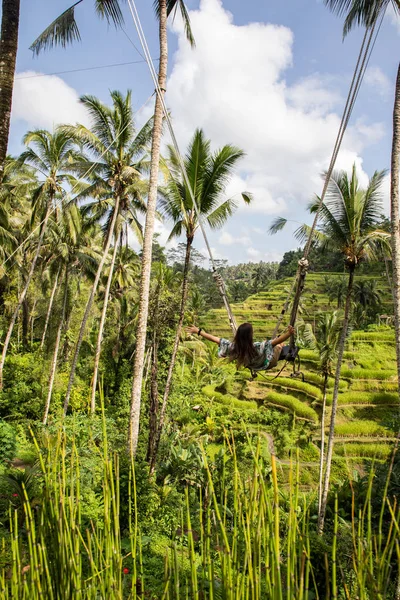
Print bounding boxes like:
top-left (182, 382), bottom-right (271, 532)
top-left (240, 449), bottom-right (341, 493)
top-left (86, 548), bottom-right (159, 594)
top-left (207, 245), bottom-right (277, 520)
top-left (218, 338), bottom-right (275, 371)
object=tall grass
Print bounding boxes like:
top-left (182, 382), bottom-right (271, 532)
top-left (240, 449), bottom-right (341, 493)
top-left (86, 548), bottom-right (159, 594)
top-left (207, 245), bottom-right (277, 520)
top-left (1, 421), bottom-right (399, 598)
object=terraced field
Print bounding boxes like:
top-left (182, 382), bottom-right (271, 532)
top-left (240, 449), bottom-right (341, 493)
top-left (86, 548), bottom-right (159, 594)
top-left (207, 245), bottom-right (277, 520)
top-left (199, 272), bottom-right (398, 483)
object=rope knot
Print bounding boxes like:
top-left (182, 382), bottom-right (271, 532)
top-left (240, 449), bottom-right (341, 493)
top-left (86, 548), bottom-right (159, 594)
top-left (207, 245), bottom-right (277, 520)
top-left (212, 271), bottom-right (224, 287)
top-left (298, 257), bottom-right (309, 272)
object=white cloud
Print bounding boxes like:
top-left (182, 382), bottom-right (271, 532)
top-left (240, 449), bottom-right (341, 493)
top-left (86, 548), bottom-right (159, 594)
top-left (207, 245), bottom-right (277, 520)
top-left (12, 71), bottom-right (90, 129)
top-left (247, 247), bottom-right (261, 259)
top-left (166, 0), bottom-right (385, 224)
top-left (264, 251), bottom-right (283, 262)
top-left (387, 4), bottom-right (400, 34)
top-left (365, 66), bottom-right (391, 100)
top-left (219, 230), bottom-right (251, 246)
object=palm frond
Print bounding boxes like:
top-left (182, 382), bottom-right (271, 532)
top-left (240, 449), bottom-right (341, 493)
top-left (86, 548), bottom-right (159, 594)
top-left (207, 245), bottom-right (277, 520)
top-left (129, 117), bottom-right (153, 158)
top-left (293, 223), bottom-right (329, 247)
top-left (201, 144), bottom-right (245, 213)
top-left (206, 198), bottom-right (238, 230)
top-left (167, 220), bottom-right (184, 242)
top-left (359, 169), bottom-right (387, 230)
top-left (153, 0), bottom-right (195, 46)
top-left (30, 2), bottom-right (82, 56)
top-left (241, 192), bottom-right (253, 204)
top-left (268, 217), bottom-right (288, 235)
top-left (95, 0), bottom-right (125, 26)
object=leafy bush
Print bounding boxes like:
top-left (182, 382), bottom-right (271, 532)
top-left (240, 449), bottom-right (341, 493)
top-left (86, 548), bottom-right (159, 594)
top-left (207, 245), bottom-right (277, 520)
top-left (0, 421), bottom-right (16, 463)
top-left (0, 354), bottom-right (44, 421)
top-left (265, 391), bottom-right (318, 422)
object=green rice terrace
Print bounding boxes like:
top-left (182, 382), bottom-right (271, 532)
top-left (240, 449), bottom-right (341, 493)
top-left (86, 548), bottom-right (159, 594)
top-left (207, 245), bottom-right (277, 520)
top-left (200, 272), bottom-right (398, 485)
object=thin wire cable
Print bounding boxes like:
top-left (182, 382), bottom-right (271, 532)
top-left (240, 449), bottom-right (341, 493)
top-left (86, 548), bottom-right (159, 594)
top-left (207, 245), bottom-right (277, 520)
top-left (2, 93), bottom-right (155, 270)
top-left (126, 0), bottom-right (237, 331)
top-left (15, 58), bottom-right (159, 80)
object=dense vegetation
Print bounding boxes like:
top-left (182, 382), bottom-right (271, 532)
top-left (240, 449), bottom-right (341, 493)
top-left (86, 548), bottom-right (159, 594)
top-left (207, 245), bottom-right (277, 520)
top-left (0, 0), bottom-right (398, 597)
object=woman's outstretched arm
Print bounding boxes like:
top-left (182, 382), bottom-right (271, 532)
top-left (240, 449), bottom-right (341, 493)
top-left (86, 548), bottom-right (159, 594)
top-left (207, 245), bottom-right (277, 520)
top-left (187, 325), bottom-right (220, 345)
top-left (271, 325), bottom-right (295, 347)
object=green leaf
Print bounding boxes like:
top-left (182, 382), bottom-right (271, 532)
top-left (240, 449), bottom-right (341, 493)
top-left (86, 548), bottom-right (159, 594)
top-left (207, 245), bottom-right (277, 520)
top-left (30, 2), bottom-right (82, 56)
top-left (268, 217), bottom-right (288, 235)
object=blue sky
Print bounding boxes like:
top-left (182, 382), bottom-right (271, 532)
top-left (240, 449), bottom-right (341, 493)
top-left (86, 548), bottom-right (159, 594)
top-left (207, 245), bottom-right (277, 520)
top-left (9, 0), bottom-right (400, 264)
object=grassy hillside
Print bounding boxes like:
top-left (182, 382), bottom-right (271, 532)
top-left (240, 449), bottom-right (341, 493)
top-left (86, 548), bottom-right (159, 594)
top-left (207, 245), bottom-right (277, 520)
top-left (196, 272), bottom-right (398, 485)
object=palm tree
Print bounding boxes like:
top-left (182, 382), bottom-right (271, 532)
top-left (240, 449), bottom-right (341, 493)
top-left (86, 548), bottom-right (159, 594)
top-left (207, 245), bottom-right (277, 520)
top-left (60, 91), bottom-right (151, 415)
top-left (354, 279), bottom-right (382, 309)
top-left (148, 128), bottom-right (249, 471)
top-left (41, 205), bottom-right (99, 424)
top-left (302, 312), bottom-right (342, 514)
top-left (391, 66), bottom-right (400, 403)
top-left (324, 275), bottom-right (347, 308)
top-left (0, 0), bottom-right (21, 176)
top-left (270, 164), bottom-right (390, 531)
top-left (40, 266), bottom-right (61, 349)
top-left (146, 262), bottom-right (181, 464)
top-left (128, 0), bottom-right (194, 456)
top-left (0, 130), bottom-right (77, 389)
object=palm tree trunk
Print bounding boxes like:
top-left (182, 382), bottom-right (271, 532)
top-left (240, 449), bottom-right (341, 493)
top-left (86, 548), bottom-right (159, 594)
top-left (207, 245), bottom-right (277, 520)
top-left (128, 0), bottom-right (168, 457)
top-left (29, 297), bottom-right (37, 346)
top-left (146, 340), bottom-right (159, 463)
top-left (63, 196), bottom-right (120, 415)
top-left (0, 205), bottom-right (51, 389)
top-left (318, 267), bottom-right (355, 533)
top-left (150, 236), bottom-right (193, 473)
top-left (318, 373), bottom-right (328, 515)
top-left (390, 64), bottom-right (400, 393)
top-left (0, 0), bottom-right (20, 176)
top-left (22, 297), bottom-right (29, 350)
top-left (90, 236), bottom-right (119, 415)
top-left (40, 266), bottom-right (60, 350)
top-left (43, 268), bottom-right (68, 425)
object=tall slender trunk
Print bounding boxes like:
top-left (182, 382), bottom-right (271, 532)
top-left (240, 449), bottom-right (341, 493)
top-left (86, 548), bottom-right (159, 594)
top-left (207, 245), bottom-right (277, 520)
top-left (128, 0), bottom-right (168, 456)
top-left (318, 373), bottom-right (328, 514)
top-left (0, 0), bottom-right (20, 176)
top-left (150, 236), bottom-right (193, 473)
top-left (318, 267), bottom-right (355, 533)
top-left (40, 266), bottom-right (60, 350)
top-left (43, 268), bottom-right (68, 425)
top-left (29, 298), bottom-right (37, 346)
top-left (0, 205), bottom-right (51, 389)
top-left (146, 340), bottom-right (159, 463)
top-left (390, 64), bottom-right (400, 394)
top-left (90, 235), bottom-right (119, 415)
top-left (22, 297), bottom-right (29, 350)
top-left (63, 196), bottom-right (120, 415)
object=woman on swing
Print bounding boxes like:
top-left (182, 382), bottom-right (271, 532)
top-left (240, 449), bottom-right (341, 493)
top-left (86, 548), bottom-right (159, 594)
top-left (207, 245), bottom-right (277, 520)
top-left (187, 323), bottom-right (295, 372)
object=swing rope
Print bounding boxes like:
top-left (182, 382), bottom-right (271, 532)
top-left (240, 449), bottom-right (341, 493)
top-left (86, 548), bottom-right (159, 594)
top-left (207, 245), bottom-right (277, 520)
top-left (127, 0), bottom-right (237, 334)
top-left (279, 11), bottom-right (384, 346)
top-left (127, 0), bottom-right (384, 341)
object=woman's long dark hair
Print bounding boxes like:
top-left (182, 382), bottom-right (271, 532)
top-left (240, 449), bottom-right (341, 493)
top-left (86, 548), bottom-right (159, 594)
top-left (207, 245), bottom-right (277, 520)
top-left (230, 323), bottom-right (258, 367)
